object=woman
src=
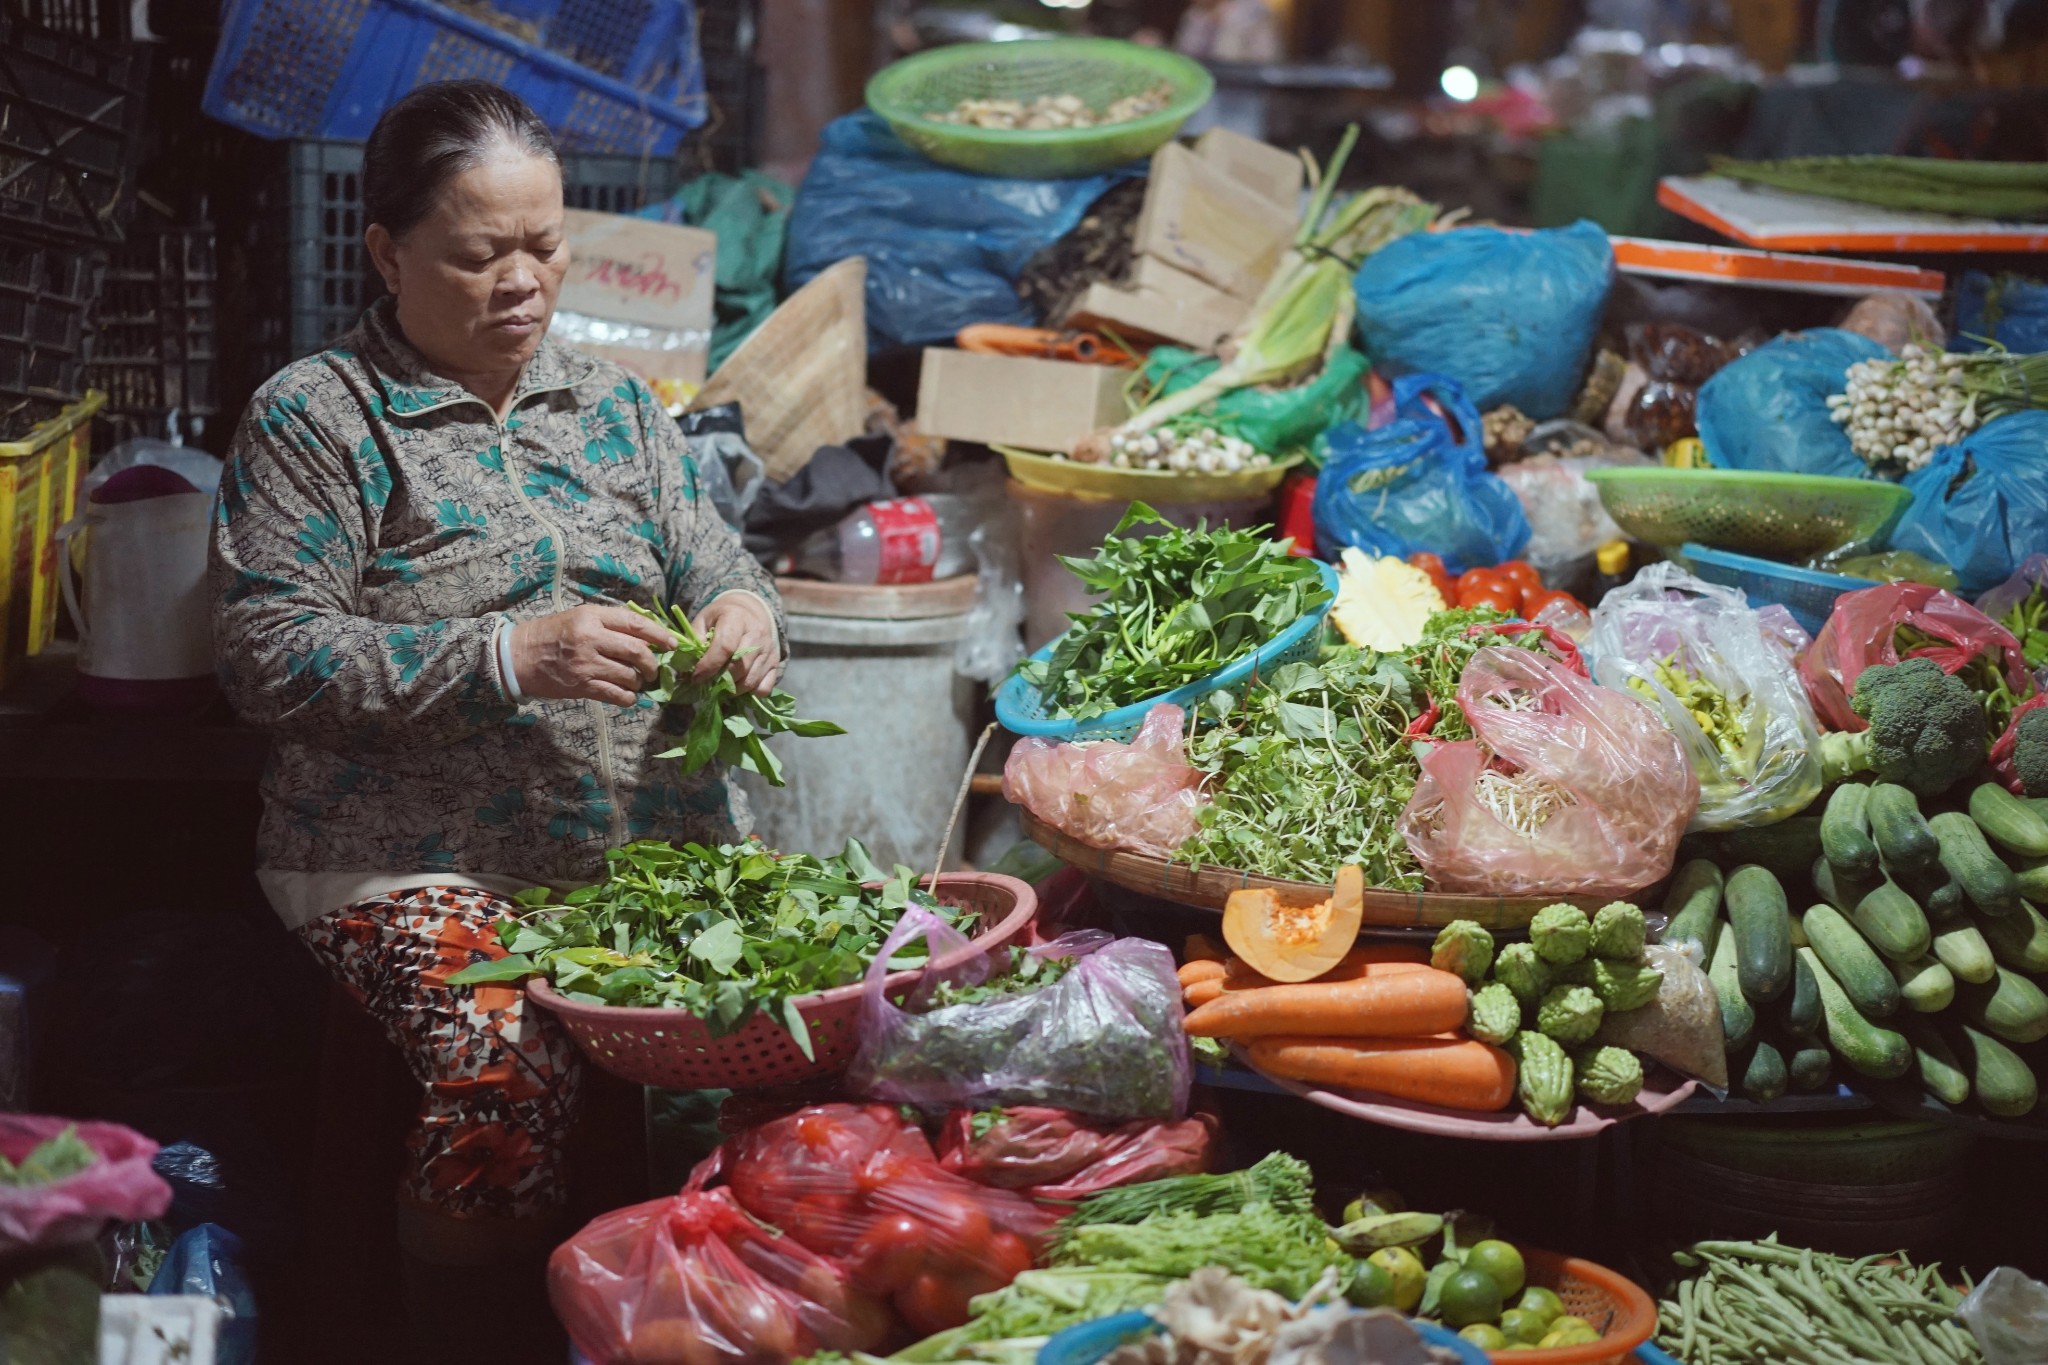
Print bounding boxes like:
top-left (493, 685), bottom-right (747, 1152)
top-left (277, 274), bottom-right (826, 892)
top-left (209, 81), bottom-right (782, 1340)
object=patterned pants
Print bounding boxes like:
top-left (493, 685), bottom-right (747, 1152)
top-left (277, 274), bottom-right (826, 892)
top-left (300, 887), bottom-right (585, 1219)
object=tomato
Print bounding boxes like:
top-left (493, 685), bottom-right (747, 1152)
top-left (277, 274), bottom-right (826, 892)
top-left (1461, 581), bottom-right (1523, 615)
top-left (1407, 551), bottom-right (1455, 604)
top-left (977, 1231), bottom-right (1033, 1283)
top-left (897, 1272), bottom-right (976, 1336)
top-left (1523, 589), bottom-right (1586, 622)
top-left (906, 1191), bottom-right (992, 1252)
top-left (1494, 560), bottom-right (1543, 598)
top-left (1455, 566), bottom-right (1503, 602)
top-left (848, 1213), bottom-right (931, 1293)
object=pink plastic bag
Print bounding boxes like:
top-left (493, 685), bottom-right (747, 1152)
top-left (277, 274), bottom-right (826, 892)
top-left (1398, 647), bottom-right (1697, 897)
top-left (1001, 704), bottom-right (1207, 858)
top-left (935, 1107), bottom-right (1215, 1201)
top-left (0, 1115), bottom-right (170, 1256)
top-left (1798, 582), bottom-right (2030, 733)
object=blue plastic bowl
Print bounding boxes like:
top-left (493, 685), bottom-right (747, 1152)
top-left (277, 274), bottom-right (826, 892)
top-left (1678, 543), bottom-right (1880, 639)
top-left (1036, 1310), bottom-right (1492, 1365)
top-left (995, 559), bottom-right (1339, 742)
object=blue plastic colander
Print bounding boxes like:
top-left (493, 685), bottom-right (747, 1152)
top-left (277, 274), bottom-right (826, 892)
top-left (1678, 543), bottom-right (1880, 638)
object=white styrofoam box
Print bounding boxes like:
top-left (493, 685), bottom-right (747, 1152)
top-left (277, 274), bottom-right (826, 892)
top-left (99, 1294), bottom-right (222, 1365)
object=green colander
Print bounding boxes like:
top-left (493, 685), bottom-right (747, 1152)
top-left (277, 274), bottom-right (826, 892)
top-left (865, 38), bottom-right (1214, 178)
top-left (1584, 467), bottom-right (1913, 560)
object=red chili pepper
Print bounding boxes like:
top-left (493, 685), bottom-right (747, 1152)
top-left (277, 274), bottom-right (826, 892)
top-left (1403, 700), bottom-right (1443, 739)
top-left (1465, 621), bottom-right (1589, 677)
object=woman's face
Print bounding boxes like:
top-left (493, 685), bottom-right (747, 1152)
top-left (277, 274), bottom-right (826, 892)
top-left (369, 147), bottom-right (568, 380)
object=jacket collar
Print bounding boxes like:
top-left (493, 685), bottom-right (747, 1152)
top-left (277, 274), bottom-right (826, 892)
top-left (353, 296), bottom-right (596, 419)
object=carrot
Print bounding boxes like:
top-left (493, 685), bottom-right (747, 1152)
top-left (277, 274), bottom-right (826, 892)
top-left (1178, 959), bottom-right (1228, 987)
top-left (1246, 1035), bottom-right (1516, 1112)
top-left (1182, 967), bottom-right (1469, 1040)
top-left (1184, 978), bottom-right (1226, 1007)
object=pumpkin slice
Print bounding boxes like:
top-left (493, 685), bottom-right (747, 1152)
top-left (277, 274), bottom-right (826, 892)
top-left (1222, 865), bottom-right (1367, 983)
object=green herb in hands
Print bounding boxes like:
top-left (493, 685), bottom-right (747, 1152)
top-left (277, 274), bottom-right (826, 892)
top-left (633, 601), bottom-right (844, 786)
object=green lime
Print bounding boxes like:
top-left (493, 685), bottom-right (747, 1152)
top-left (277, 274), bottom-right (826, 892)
top-left (1498, 1308), bottom-right (1547, 1345)
top-left (1540, 1324), bottom-right (1602, 1349)
top-left (1368, 1246), bottom-right (1427, 1313)
top-left (1515, 1286), bottom-right (1565, 1326)
top-left (1346, 1259), bottom-right (1395, 1309)
top-left (1466, 1240), bottom-right (1527, 1298)
top-left (1439, 1268), bottom-right (1505, 1329)
top-left (1459, 1324), bottom-right (1510, 1351)
top-left (1552, 1315), bottom-right (1596, 1337)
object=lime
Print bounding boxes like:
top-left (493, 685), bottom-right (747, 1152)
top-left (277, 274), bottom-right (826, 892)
top-left (1498, 1308), bottom-right (1548, 1345)
top-left (1540, 1323), bottom-right (1602, 1349)
top-left (1467, 1240), bottom-right (1526, 1298)
top-left (1438, 1268), bottom-right (1505, 1329)
top-left (1346, 1259), bottom-right (1395, 1309)
top-left (1368, 1246), bottom-right (1427, 1313)
top-left (1459, 1324), bottom-right (1510, 1351)
top-left (1515, 1286), bottom-right (1565, 1326)
top-left (1551, 1315), bottom-right (1596, 1337)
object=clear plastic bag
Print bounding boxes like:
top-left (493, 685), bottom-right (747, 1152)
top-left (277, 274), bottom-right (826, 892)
top-left (1588, 563), bottom-right (1824, 832)
top-left (1398, 647), bottom-right (1698, 898)
top-left (1959, 1266), bottom-right (2048, 1365)
top-left (0, 1115), bottom-right (170, 1256)
top-left (850, 911), bottom-right (1191, 1121)
top-left (1001, 703), bottom-right (1208, 858)
top-left (934, 1107), bottom-right (1215, 1201)
top-left (1591, 942), bottom-right (1727, 1091)
top-left (1797, 582), bottom-right (2031, 734)
top-left (549, 1186), bottom-right (886, 1364)
top-left (1497, 443), bottom-right (1649, 572)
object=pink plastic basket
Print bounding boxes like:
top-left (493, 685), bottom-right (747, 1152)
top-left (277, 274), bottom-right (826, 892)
top-left (527, 873), bottom-right (1037, 1090)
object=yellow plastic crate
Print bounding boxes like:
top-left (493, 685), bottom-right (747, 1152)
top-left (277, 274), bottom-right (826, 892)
top-left (0, 393), bottom-right (102, 690)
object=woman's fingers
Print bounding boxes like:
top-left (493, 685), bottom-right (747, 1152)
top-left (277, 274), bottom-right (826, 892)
top-left (592, 629), bottom-right (662, 685)
top-left (598, 605), bottom-right (676, 653)
top-left (583, 678), bottom-right (639, 707)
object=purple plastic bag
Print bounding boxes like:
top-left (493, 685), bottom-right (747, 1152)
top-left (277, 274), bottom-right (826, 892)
top-left (1977, 554), bottom-right (2048, 690)
top-left (848, 910), bottom-right (1190, 1121)
top-left (0, 1115), bottom-right (171, 1255)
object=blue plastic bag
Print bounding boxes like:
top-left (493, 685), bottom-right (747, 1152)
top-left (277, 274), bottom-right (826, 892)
top-left (1311, 374), bottom-right (1532, 573)
top-left (1696, 328), bottom-right (1887, 477)
top-left (1952, 272), bottom-right (2048, 355)
top-left (1889, 412), bottom-right (2048, 596)
top-left (1351, 221), bottom-right (1614, 419)
top-left (785, 112), bottom-right (1135, 351)
top-left (150, 1223), bottom-right (257, 1365)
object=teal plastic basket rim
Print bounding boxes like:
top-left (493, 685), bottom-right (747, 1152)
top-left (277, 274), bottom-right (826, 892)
top-left (1036, 1312), bottom-right (1490, 1365)
top-left (1679, 543), bottom-right (1882, 592)
top-left (865, 37), bottom-right (1216, 147)
top-left (995, 558), bottom-right (1338, 740)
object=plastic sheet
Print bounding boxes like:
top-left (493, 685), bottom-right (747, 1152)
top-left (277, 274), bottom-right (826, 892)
top-left (1351, 220), bottom-right (1614, 419)
top-left (934, 1107), bottom-right (1215, 1201)
top-left (1695, 328), bottom-right (1887, 477)
top-left (1311, 373), bottom-right (1532, 574)
top-left (148, 1223), bottom-right (256, 1365)
top-left (1591, 942), bottom-right (1727, 1091)
top-left (1961, 1266), bottom-right (2048, 1365)
top-left (1142, 345), bottom-right (1372, 454)
top-left (1001, 703), bottom-right (1207, 858)
top-left (1796, 582), bottom-right (2029, 734)
top-left (1588, 563), bottom-right (1825, 832)
top-left (1890, 412), bottom-right (2048, 596)
top-left (1953, 272), bottom-right (2048, 355)
top-left (850, 912), bottom-right (1191, 1121)
top-left (0, 1115), bottom-right (170, 1256)
top-left (549, 1186), bottom-right (885, 1364)
top-left (1398, 647), bottom-right (1697, 898)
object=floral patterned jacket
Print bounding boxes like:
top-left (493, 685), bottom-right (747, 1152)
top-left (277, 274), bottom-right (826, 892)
top-left (210, 299), bottom-right (782, 929)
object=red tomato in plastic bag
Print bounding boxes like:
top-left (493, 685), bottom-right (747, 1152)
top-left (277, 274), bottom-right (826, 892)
top-left (1524, 588), bottom-right (1585, 620)
top-left (897, 1272), bottom-right (977, 1337)
top-left (848, 1213), bottom-right (930, 1293)
top-left (982, 1231), bottom-right (1033, 1282)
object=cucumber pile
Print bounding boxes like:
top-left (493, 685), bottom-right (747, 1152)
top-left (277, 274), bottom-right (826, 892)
top-left (1672, 782), bottom-right (2048, 1118)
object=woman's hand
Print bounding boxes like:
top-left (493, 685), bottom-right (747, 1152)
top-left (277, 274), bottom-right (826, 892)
top-left (509, 605), bottom-right (675, 707)
top-left (692, 593), bottom-right (782, 697)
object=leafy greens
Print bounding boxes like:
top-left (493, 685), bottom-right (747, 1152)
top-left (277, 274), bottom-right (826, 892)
top-left (0, 1127), bottom-right (95, 1187)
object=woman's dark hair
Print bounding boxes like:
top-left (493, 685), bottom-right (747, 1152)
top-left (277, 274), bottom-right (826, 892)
top-left (363, 81), bottom-right (560, 237)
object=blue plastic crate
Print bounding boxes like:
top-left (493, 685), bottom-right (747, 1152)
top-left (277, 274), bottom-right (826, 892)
top-left (1679, 543), bottom-right (1879, 639)
top-left (203, 0), bottom-right (707, 155)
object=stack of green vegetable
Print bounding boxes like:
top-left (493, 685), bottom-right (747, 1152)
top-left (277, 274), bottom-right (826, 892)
top-left (1710, 154), bottom-right (2048, 221)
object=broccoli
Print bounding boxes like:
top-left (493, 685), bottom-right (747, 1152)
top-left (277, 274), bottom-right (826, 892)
top-left (2015, 707), bottom-right (2048, 797)
top-left (1818, 658), bottom-right (1985, 797)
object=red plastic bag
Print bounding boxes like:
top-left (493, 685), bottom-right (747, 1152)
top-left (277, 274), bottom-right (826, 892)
top-left (935, 1108), bottom-right (1215, 1201)
top-left (1398, 647), bottom-right (1697, 897)
top-left (1798, 582), bottom-right (2031, 733)
top-left (1001, 703), bottom-right (1208, 858)
top-left (710, 1104), bottom-right (1056, 1336)
top-left (0, 1115), bottom-right (170, 1256)
top-left (549, 1186), bottom-right (886, 1365)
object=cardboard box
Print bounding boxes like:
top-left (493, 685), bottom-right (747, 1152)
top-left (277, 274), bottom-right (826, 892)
top-left (1132, 142), bottom-right (1297, 300)
top-left (1196, 126), bottom-right (1305, 205)
top-left (916, 349), bottom-right (1131, 454)
top-left (1065, 255), bottom-right (1248, 351)
top-left (551, 209), bottom-right (716, 388)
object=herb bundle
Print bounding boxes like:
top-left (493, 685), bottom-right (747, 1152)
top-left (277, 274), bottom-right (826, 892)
top-left (1016, 504), bottom-right (1332, 722)
top-left (447, 839), bottom-right (952, 1058)
top-left (633, 601), bottom-right (844, 786)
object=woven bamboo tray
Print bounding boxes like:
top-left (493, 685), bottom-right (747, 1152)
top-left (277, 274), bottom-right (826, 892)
top-left (1020, 811), bottom-right (1613, 932)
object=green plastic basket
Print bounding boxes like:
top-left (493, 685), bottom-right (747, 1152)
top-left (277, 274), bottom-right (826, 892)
top-left (1583, 468), bottom-right (1912, 560)
top-left (865, 37), bottom-right (1214, 178)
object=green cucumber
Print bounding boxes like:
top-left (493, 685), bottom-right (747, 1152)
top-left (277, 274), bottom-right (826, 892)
top-left (1798, 946), bottom-right (1911, 1080)
top-left (2017, 858), bottom-right (2048, 902)
top-left (1968, 781), bottom-right (2048, 858)
top-left (1709, 919), bottom-right (1756, 1052)
top-left (1738, 1040), bottom-right (1788, 1103)
top-left (1813, 855), bottom-right (1933, 962)
top-left (1978, 900), bottom-right (2048, 974)
top-left (1698, 817), bottom-right (1823, 885)
top-left (1957, 1023), bottom-right (2040, 1117)
top-left (1867, 783), bottom-right (1938, 874)
top-left (1660, 859), bottom-right (1724, 959)
top-left (1931, 922), bottom-right (1997, 984)
top-left (1930, 811), bottom-right (2023, 918)
top-left (1889, 955), bottom-right (1955, 1013)
top-left (1780, 952), bottom-right (1822, 1038)
top-left (1725, 864), bottom-right (1793, 1004)
top-left (1786, 1044), bottom-right (1833, 1092)
top-left (1812, 855), bottom-right (1881, 918)
top-left (1895, 862), bottom-right (1966, 923)
top-left (1901, 1020), bottom-right (1971, 1106)
top-left (1820, 783), bottom-right (1879, 876)
top-left (1961, 967), bottom-right (2048, 1044)
top-left (1800, 903), bottom-right (1900, 1018)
